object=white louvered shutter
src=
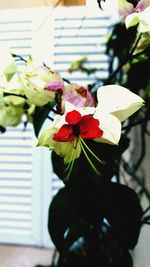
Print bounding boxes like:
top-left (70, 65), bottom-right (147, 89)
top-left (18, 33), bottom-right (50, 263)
top-left (53, 10), bottom-right (110, 84)
top-left (0, 3), bottom-right (117, 247)
top-left (0, 8), bottom-right (55, 246)
top-left (0, 124), bottom-right (35, 244)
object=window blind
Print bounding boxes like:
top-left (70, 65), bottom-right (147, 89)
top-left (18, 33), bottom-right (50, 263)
top-left (0, 8), bottom-right (53, 246)
top-left (53, 6), bottom-right (114, 85)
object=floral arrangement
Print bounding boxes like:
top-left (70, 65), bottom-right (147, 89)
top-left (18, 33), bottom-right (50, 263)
top-left (0, 0), bottom-right (150, 266)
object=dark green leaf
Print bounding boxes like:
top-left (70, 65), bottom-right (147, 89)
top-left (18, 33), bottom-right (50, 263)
top-left (104, 183), bottom-right (143, 249)
top-left (32, 102), bottom-right (55, 137)
top-left (126, 60), bottom-right (150, 94)
top-left (48, 187), bottom-right (80, 252)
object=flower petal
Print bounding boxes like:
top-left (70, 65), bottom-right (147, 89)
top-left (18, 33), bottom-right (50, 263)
top-left (64, 101), bottom-right (95, 116)
top-left (97, 85), bottom-right (144, 122)
top-left (63, 83), bottom-right (95, 108)
top-left (79, 115), bottom-right (103, 139)
top-left (125, 5), bottom-right (150, 33)
top-left (37, 126), bottom-right (57, 148)
top-left (117, 0), bottom-right (134, 20)
top-left (44, 80), bottom-right (64, 92)
top-left (94, 113), bottom-right (122, 145)
top-left (37, 127), bottom-right (81, 163)
top-left (65, 110), bottom-right (81, 125)
top-left (53, 124), bottom-right (76, 142)
top-left (56, 141), bottom-right (81, 163)
top-left (20, 58), bottom-right (64, 106)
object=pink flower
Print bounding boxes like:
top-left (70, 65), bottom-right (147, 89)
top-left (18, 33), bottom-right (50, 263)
top-left (63, 83), bottom-right (95, 109)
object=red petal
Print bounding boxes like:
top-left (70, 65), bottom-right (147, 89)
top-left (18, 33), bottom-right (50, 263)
top-left (65, 110), bottom-right (81, 125)
top-left (53, 124), bottom-right (76, 142)
top-left (79, 115), bottom-right (103, 139)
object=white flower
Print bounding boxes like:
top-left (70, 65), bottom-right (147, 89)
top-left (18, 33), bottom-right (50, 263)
top-left (96, 85), bottom-right (144, 122)
top-left (94, 85), bottom-right (144, 145)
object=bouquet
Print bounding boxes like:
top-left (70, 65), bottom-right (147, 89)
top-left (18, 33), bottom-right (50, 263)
top-left (0, 0), bottom-right (150, 266)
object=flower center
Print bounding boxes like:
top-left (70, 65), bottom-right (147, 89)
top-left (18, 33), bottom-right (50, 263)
top-left (73, 124), bottom-right (80, 136)
top-left (76, 87), bottom-right (87, 98)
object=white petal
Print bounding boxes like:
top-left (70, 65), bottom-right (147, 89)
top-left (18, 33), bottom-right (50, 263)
top-left (94, 112), bottom-right (122, 145)
top-left (64, 101), bottom-right (95, 116)
top-left (137, 5), bottom-right (150, 32)
top-left (125, 12), bottom-right (140, 29)
top-left (125, 5), bottom-right (150, 33)
top-left (117, 0), bottom-right (134, 20)
top-left (60, 141), bottom-right (81, 163)
top-left (53, 114), bottom-right (66, 129)
top-left (37, 125), bottom-right (81, 163)
top-left (97, 85), bottom-right (144, 122)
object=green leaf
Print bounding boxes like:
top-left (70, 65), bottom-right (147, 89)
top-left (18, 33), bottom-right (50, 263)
top-left (126, 60), bottom-right (150, 94)
top-left (63, 222), bottom-right (88, 251)
top-left (48, 187), bottom-right (80, 252)
top-left (105, 183), bottom-right (143, 249)
top-left (32, 101), bottom-right (55, 137)
top-left (106, 23), bottom-right (137, 62)
top-left (68, 55), bottom-right (88, 73)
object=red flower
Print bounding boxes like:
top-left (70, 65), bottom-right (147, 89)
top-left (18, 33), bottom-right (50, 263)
top-left (53, 110), bottom-right (103, 142)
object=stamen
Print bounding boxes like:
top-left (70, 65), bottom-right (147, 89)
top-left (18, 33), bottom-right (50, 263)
top-left (79, 138), bottom-right (101, 175)
top-left (66, 155), bottom-right (75, 179)
top-left (65, 139), bottom-right (78, 179)
top-left (79, 137), bottom-right (102, 163)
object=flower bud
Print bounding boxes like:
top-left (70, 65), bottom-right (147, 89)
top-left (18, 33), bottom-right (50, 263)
top-left (20, 58), bottom-right (64, 106)
top-left (125, 5), bottom-right (150, 32)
